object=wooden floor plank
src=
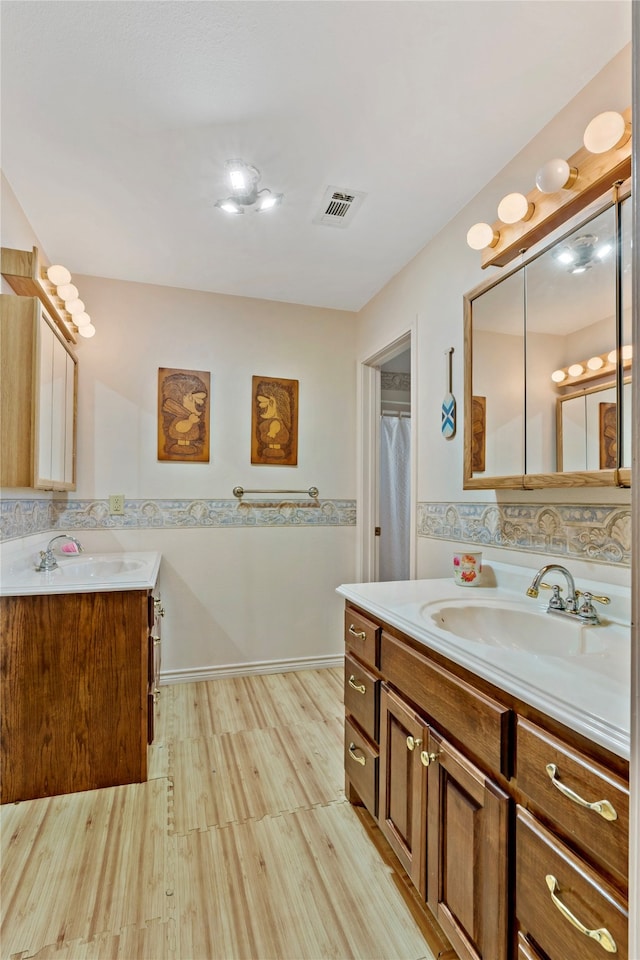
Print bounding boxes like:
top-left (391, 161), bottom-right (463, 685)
top-left (169, 714), bottom-right (344, 834)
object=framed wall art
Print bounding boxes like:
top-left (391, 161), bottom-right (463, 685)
top-left (158, 367), bottom-right (210, 462)
top-left (251, 375), bottom-right (298, 466)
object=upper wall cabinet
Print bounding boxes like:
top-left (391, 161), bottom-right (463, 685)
top-left (464, 183), bottom-right (631, 490)
top-left (1, 295), bottom-right (77, 490)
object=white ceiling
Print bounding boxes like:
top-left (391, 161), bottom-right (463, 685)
top-left (0, 1), bottom-right (631, 312)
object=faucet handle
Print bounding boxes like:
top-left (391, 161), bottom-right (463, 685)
top-left (575, 590), bottom-right (610, 606)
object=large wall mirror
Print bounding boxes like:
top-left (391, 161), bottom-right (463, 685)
top-left (464, 182), bottom-right (632, 489)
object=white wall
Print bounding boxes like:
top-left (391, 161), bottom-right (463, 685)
top-left (356, 46), bottom-right (632, 587)
top-left (1, 179), bottom-right (360, 676)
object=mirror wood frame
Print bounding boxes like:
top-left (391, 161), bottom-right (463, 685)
top-left (464, 181), bottom-right (631, 491)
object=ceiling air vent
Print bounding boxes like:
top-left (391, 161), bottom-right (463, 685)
top-left (313, 186), bottom-right (367, 228)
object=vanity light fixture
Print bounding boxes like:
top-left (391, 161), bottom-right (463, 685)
top-left (56, 282), bottom-right (79, 302)
top-left (65, 298), bottom-right (85, 315)
top-left (215, 158), bottom-right (283, 215)
top-left (552, 346), bottom-right (632, 386)
top-left (497, 192), bottom-right (534, 224)
top-left (583, 111), bottom-right (631, 154)
top-left (78, 323), bottom-right (96, 339)
top-left (73, 311), bottom-right (92, 327)
top-left (46, 264), bottom-right (71, 286)
top-left (535, 158), bottom-right (578, 194)
top-left (466, 222), bottom-right (499, 250)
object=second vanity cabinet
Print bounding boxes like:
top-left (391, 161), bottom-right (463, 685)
top-left (0, 583), bottom-right (162, 803)
top-left (342, 602), bottom-right (629, 960)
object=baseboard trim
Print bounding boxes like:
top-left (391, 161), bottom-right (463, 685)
top-left (160, 653), bottom-right (344, 686)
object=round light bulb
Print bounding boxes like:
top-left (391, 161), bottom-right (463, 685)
top-left (65, 298), bottom-right (85, 315)
top-left (466, 222), bottom-right (499, 250)
top-left (587, 356), bottom-right (604, 371)
top-left (56, 283), bottom-right (78, 301)
top-left (607, 349), bottom-right (618, 364)
top-left (551, 369), bottom-right (567, 383)
top-left (73, 311), bottom-right (91, 327)
top-left (47, 264), bottom-right (71, 286)
top-left (583, 111), bottom-right (630, 154)
top-left (497, 192), bottom-right (534, 224)
top-left (622, 344), bottom-right (633, 360)
top-left (535, 158), bottom-right (578, 194)
top-left (568, 363), bottom-right (584, 378)
top-left (78, 323), bottom-right (96, 338)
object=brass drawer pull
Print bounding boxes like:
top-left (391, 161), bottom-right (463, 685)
top-left (152, 635), bottom-right (161, 646)
top-left (348, 624), bottom-right (366, 640)
top-left (545, 875), bottom-right (617, 953)
top-left (153, 598), bottom-right (165, 617)
top-left (406, 736), bottom-right (422, 751)
top-left (348, 675), bottom-right (366, 695)
top-left (546, 764), bottom-right (617, 821)
top-left (420, 750), bottom-right (440, 767)
top-left (348, 743), bottom-right (366, 766)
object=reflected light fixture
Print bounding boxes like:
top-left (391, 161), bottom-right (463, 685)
top-left (46, 264), bottom-right (71, 286)
top-left (587, 356), bottom-right (604, 371)
top-left (535, 158), bottom-right (578, 194)
top-left (497, 192), bottom-right (534, 224)
top-left (215, 158), bottom-right (283, 215)
top-left (466, 222), bottom-right (499, 250)
top-left (583, 111), bottom-right (631, 154)
top-left (551, 369), bottom-right (567, 383)
top-left (568, 363), bottom-right (584, 378)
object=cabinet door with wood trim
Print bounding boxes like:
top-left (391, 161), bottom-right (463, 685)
top-left (427, 729), bottom-right (509, 960)
top-left (378, 684), bottom-right (429, 896)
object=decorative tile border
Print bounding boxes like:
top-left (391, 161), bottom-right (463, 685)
top-left (0, 498), bottom-right (357, 540)
top-left (418, 502), bottom-right (631, 566)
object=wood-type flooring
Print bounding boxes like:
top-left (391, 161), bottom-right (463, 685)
top-left (1, 668), bottom-right (447, 960)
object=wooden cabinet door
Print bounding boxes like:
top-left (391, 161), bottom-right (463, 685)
top-left (378, 684), bottom-right (428, 896)
top-left (427, 729), bottom-right (509, 960)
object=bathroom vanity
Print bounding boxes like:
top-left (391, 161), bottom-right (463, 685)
top-left (337, 566), bottom-right (630, 960)
top-left (0, 548), bottom-right (162, 803)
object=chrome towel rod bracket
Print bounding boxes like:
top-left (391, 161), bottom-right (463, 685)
top-left (233, 486), bottom-right (319, 500)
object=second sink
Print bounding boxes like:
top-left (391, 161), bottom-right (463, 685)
top-left (422, 598), bottom-right (612, 656)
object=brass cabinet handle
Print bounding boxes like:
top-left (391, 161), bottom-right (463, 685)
top-left (348, 675), bottom-right (366, 695)
top-left (348, 624), bottom-right (366, 640)
top-left (546, 764), bottom-right (617, 821)
top-left (348, 742), bottom-right (366, 766)
top-left (153, 690), bottom-right (161, 703)
top-left (545, 875), bottom-right (617, 953)
top-left (420, 750), bottom-right (440, 767)
top-left (151, 635), bottom-right (161, 646)
top-left (153, 598), bottom-right (165, 617)
top-left (406, 736), bottom-right (422, 751)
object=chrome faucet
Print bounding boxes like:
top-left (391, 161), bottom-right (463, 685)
top-left (35, 534), bottom-right (83, 571)
top-left (526, 563), bottom-right (610, 624)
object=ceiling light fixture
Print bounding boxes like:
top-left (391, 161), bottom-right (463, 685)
top-left (215, 158), bottom-right (283, 215)
top-left (535, 158), bottom-right (578, 194)
top-left (583, 111), bottom-right (631, 154)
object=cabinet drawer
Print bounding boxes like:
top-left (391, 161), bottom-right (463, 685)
top-left (344, 608), bottom-right (380, 669)
top-left (344, 717), bottom-right (378, 818)
top-left (381, 632), bottom-right (511, 775)
top-left (516, 805), bottom-right (628, 960)
top-left (517, 718), bottom-right (628, 885)
top-left (344, 652), bottom-right (379, 743)
top-left (516, 933), bottom-right (546, 960)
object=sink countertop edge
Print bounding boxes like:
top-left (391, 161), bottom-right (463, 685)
top-left (0, 551), bottom-right (162, 596)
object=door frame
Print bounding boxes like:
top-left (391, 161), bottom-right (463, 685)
top-left (356, 322), bottom-right (417, 582)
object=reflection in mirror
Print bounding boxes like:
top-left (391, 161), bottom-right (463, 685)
top-left (470, 269), bottom-right (524, 480)
top-left (620, 196), bottom-right (632, 472)
top-left (558, 381), bottom-right (631, 472)
top-left (525, 205), bottom-right (617, 475)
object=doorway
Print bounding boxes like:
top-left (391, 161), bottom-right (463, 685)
top-left (358, 327), bottom-right (416, 583)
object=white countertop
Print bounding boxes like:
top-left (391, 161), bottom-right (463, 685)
top-left (337, 563), bottom-right (631, 760)
top-left (1, 536), bottom-right (161, 596)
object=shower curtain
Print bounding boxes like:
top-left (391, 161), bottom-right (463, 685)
top-left (379, 414), bottom-right (411, 581)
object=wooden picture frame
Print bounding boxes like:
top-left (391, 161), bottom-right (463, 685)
top-left (251, 375), bottom-right (298, 466)
top-left (158, 367), bottom-right (210, 462)
top-left (599, 401), bottom-right (617, 470)
top-left (471, 395), bottom-right (486, 473)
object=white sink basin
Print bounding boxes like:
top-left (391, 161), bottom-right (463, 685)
top-left (422, 598), bottom-right (612, 656)
top-left (59, 557), bottom-right (146, 579)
